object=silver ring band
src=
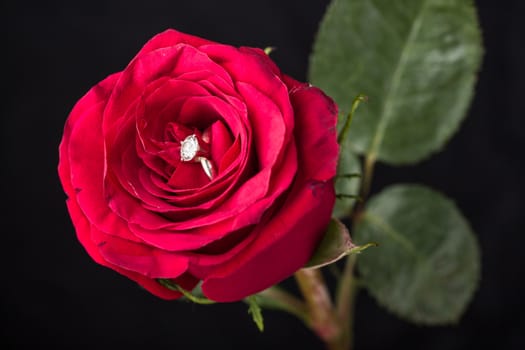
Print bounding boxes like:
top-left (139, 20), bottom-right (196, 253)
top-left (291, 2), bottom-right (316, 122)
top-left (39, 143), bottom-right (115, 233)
top-left (199, 157), bottom-right (215, 180)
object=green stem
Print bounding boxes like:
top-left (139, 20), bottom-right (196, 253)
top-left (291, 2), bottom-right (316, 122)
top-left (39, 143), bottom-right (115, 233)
top-left (355, 153), bottom-right (376, 218)
top-left (332, 149), bottom-right (377, 349)
top-left (362, 154), bottom-right (376, 202)
top-left (294, 269), bottom-right (344, 350)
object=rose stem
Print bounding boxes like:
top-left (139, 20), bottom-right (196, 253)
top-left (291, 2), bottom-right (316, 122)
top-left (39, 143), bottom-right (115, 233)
top-left (294, 269), bottom-right (346, 350)
top-left (333, 147), bottom-right (379, 349)
top-left (334, 253), bottom-right (358, 350)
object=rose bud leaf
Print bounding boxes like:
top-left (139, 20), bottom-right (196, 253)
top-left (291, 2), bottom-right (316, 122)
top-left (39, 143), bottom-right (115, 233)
top-left (304, 218), bottom-right (375, 269)
top-left (354, 184), bottom-right (481, 325)
top-left (158, 279), bottom-right (215, 305)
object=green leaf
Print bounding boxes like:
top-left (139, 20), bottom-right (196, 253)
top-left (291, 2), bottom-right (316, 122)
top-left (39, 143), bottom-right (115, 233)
top-left (246, 296), bottom-right (264, 332)
top-left (309, 0), bottom-right (483, 164)
top-left (305, 218), bottom-right (376, 269)
top-left (354, 184), bottom-right (481, 324)
top-left (158, 279), bottom-right (216, 305)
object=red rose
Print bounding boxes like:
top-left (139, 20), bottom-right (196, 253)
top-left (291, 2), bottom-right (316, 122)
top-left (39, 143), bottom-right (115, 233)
top-left (58, 29), bottom-right (338, 302)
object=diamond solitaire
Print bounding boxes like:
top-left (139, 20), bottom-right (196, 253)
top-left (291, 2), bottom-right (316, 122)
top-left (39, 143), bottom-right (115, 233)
top-left (180, 134), bottom-right (200, 162)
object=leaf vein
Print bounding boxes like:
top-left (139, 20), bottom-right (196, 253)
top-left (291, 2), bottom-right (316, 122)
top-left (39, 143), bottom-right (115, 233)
top-left (367, 0), bottom-right (430, 159)
top-left (362, 212), bottom-right (422, 260)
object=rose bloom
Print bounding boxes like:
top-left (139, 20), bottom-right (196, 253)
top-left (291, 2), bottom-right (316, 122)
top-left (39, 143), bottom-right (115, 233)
top-left (58, 29), bottom-right (338, 302)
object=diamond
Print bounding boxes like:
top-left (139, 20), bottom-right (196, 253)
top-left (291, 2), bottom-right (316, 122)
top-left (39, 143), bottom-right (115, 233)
top-left (180, 134), bottom-right (199, 161)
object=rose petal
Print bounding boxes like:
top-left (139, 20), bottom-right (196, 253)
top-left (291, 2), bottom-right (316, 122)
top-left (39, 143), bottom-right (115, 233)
top-left (202, 44), bottom-right (294, 140)
top-left (104, 44), bottom-right (233, 133)
top-left (58, 73), bottom-right (120, 196)
top-left (65, 196), bottom-right (190, 300)
top-left (91, 227), bottom-right (189, 279)
top-left (63, 74), bottom-right (141, 244)
top-left (236, 81), bottom-right (288, 168)
top-left (210, 120), bottom-right (234, 168)
top-left (168, 162), bottom-right (210, 189)
top-left (286, 79), bottom-right (339, 181)
top-left (201, 177), bottom-right (335, 302)
top-left (139, 79), bottom-right (212, 142)
top-left (135, 29), bottom-right (214, 58)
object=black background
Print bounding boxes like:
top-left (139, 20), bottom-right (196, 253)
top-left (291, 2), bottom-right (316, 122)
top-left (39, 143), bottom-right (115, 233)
top-left (2, 0), bottom-right (524, 349)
